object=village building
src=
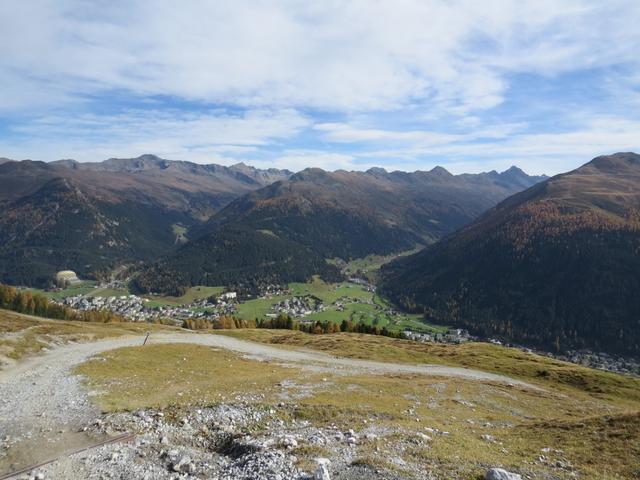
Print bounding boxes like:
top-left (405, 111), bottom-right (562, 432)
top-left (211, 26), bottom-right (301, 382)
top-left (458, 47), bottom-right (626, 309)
top-left (55, 270), bottom-right (80, 287)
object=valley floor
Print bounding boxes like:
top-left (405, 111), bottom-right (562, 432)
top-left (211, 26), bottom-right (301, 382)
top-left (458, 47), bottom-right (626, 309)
top-left (1, 313), bottom-right (639, 479)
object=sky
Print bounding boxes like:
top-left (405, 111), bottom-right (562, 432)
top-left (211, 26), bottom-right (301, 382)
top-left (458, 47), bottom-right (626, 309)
top-left (1, 1), bottom-right (639, 175)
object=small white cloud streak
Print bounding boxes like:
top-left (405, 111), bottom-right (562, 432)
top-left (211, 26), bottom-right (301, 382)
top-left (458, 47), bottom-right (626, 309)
top-left (0, 109), bottom-right (310, 163)
top-left (314, 122), bottom-right (526, 145)
top-left (349, 117), bottom-right (640, 175)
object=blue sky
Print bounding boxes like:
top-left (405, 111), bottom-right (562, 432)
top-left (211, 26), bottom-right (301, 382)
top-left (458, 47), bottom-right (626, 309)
top-left (1, 1), bottom-right (639, 175)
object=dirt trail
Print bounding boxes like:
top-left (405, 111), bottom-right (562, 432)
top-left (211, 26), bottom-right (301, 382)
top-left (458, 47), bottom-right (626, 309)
top-left (0, 332), bottom-right (538, 475)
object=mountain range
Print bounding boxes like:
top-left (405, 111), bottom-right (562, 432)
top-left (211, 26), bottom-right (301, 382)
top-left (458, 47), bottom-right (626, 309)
top-left (3, 151), bottom-right (639, 356)
top-left (0, 155), bottom-right (291, 286)
top-left (133, 164), bottom-right (545, 293)
top-left (381, 152), bottom-right (640, 355)
top-left (0, 154), bottom-right (544, 290)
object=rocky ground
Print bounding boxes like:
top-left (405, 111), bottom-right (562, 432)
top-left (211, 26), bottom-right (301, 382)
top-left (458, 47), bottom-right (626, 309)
top-left (0, 333), bottom-right (581, 480)
top-left (20, 402), bottom-right (524, 480)
top-left (34, 404), bottom-right (395, 479)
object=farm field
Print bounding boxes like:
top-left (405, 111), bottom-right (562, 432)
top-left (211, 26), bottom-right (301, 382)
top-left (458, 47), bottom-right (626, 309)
top-left (338, 247), bottom-right (423, 282)
top-left (142, 285), bottom-right (225, 307)
top-left (236, 277), bottom-right (446, 334)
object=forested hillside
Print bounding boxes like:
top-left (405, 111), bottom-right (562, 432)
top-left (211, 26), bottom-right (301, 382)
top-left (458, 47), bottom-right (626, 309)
top-left (0, 155), bottom-right (291, 287)
top-left (136, 166), bottom-right (544, 293)
top-left (382, 153), bottom-right (640, 355)
top-left (133, 226), bottom-right (340, 296)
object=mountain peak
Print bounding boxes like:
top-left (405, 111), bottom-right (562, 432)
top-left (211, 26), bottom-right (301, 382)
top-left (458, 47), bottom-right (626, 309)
top-left (290, 167), bottom-right (328, 182)
top-left (429, 166), bottom-right (452, 176)
top-left (230, 162), bottom-right (250, 170)
top-left (588, 152), bottom-right (640, 172)
top-left (367, 167), bottom-right (388, 176)
top-left (135, 153), bottom-right (163, 161)
top-left (502, 165), bottom-right (525, 175)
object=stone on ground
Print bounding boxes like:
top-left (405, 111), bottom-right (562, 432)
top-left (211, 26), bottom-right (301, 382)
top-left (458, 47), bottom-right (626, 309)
top-left (485, 468), bottom-right (522, 480)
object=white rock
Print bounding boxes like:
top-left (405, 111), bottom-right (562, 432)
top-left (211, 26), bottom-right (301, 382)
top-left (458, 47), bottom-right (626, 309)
top-left (280, 435), bottom-right (298, 449)
top-left (314, 458), bottom-right (331, 480)
top-left (172, 453), bottom-right (192, 472)
top-left (485, 468), bottom-right (523, 480)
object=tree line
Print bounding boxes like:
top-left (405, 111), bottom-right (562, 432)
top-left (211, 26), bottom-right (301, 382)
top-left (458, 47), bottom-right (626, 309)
top-left (0, 283), bottom-right (125, 323)
top-left (183, 312), bottom-right (403, 339)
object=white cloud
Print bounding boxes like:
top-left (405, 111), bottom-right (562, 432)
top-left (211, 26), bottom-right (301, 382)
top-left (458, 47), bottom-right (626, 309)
top-left (0, 108), bottom-right (310, 163)
top-left (352, 117), bottom-right (640, 175)
top-left (1, 1), bottom-right (638, 113)
top-left (254, 150), bottom-right (357, 173)
top-left (0, 1), bottom-right (639, 173)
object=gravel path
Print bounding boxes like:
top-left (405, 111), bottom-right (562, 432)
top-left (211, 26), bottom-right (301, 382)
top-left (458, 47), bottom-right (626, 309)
top-left (0, 332), bottom-right (538, 476)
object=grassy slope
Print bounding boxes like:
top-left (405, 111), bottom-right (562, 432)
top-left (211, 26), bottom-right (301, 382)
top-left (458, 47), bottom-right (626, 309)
top-left (77, 333), bottom-right (640, 479)
top-left (339, 246), bottom-right (423, 282)
top-left (2, 307), bottom-right (637, 477)
top-left (217, 329), bottom-right (640, 406)
top-left (236, 277), bottom-right (447, 333)
top-left (143, 285), bottom-right (225, 307)
top-left (76, 343), bottom-right (299, 411)
top-left (24, 281), bottom-right (99, 300)
top-left (0, 309), bottom-right (176, 363)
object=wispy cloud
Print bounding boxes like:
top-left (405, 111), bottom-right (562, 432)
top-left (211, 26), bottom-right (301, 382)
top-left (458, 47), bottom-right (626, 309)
top-left (348, 117), bottom-right (640, 175)
top-left (0, 108), bottom-right (310, 162)
top-left (0, 1), bottom-right (639, 173)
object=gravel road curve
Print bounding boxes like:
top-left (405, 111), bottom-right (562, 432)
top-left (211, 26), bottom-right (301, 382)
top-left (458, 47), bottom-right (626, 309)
top-left (0, 332), bottom-right (538, 476)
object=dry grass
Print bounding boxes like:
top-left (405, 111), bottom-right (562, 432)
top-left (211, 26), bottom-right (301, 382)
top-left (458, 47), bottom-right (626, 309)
top-left (0, 309), bottom-right (177, 363)
top-left (216, 329), bottom-right (640, 405)
top-left (75, 344), bottom-right (307, 411)
top-left (75, 337), bottom-right (640, 479)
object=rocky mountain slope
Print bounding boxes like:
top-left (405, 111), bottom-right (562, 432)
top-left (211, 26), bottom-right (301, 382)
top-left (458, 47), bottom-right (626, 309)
top-left (381, 152), bottom-right (640, 356)
top-left (136, 166), bottom-right (544, 293)
top-left (0, 155), bottom-right (291, 286)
